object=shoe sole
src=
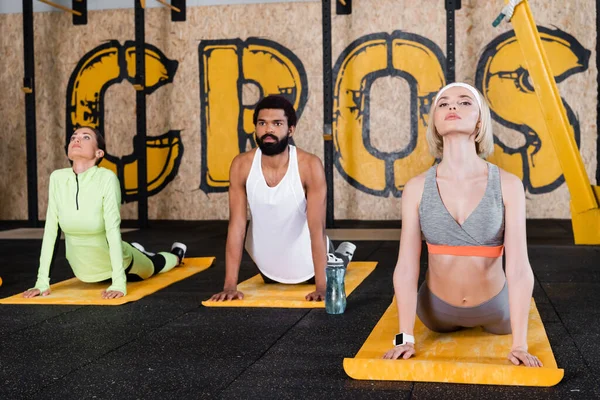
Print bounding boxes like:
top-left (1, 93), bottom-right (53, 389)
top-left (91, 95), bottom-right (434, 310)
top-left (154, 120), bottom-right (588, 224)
top-left (131, 242), bottom-right (155, 257)
top-left (337, 242), bottom-right (356, 257)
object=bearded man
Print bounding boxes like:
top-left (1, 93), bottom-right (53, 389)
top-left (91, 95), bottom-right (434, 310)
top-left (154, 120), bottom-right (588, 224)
top-left (209, 95), bottom-right (355, 302)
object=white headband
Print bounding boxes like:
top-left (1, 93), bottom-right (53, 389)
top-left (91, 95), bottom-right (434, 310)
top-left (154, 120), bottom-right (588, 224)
top-left (433, 82), bottom-right (482, 109)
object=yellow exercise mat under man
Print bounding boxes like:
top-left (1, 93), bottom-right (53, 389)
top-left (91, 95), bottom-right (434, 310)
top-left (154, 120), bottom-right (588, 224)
top-left (0, 257), bottom-right (215, 306)
top-left (343, 298), bottom-right (564, 387)
top-left (202, 261), bottom-right (377, 308)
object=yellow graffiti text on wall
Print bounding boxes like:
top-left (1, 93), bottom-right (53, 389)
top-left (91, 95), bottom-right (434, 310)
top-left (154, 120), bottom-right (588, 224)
top-left (66, 40), bottom-right (183, 202)
top-left (477, 27), bottom-right (590, 194)
top-left (332, 32), bottom-right (444, 197)
top-left (65, 27), bottom-right (590, 200)
top-left (198, 38), bottom-right (308, 192)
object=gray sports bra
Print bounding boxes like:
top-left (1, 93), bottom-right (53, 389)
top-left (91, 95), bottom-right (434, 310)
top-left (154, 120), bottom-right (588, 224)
top-left (419, 162), bottom-right (505, 257)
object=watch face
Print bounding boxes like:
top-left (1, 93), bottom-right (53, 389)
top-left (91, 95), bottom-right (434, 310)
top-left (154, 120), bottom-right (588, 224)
top-left (395, 333), bottom-right (404, 345)
top-left (395, 333), bottom-right (415, 346)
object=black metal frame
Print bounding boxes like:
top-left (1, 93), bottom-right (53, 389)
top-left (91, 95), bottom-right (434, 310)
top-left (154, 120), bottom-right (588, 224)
top-left (445, 0), bottom-right (461, 83)
top-left (322, 0), bottom-right (334, 228)
top-left (172, 0), bottom-right (186, 22)
top-left (336, 0), bottom-right (351, 15)
top-left (72, 0), bottom-right (87, 25)
top-left (135, 0), bottom-right (149, 228)
top-left (23, 0), bottom-right (39, 227)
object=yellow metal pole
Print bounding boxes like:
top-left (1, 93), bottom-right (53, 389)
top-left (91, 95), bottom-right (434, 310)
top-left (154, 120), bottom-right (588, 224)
top-left (157, 0), bottom-right (181, 13)
top-left (37, 0), bottom-right (82, 16)
top-left (508, 0), bottom-right (597, 213)
top-left (507, 0), bottom-right (600, 244)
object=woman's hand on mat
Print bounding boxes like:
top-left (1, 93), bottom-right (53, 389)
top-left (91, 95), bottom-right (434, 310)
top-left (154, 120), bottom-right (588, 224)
top-left (508, 346), bottom-right (543, 367)
top-left (209, 289), bottom-right (244, 301)
top-left (382, 344), bottom-right (415, 360)
top-left (305, 289), bottom-right (325, 301)
top-left (101, 289), bottom-right (125, 299)
top-left (23, 288), bottom-right (51, 298)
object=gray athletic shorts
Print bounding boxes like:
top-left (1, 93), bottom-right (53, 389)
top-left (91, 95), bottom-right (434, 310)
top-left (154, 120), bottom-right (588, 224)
top-left (416, 281), bottom-right (511, 335)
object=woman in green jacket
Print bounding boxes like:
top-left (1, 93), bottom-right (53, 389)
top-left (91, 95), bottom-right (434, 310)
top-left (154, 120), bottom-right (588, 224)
top-left (23, 127), bottom-right (186, 300)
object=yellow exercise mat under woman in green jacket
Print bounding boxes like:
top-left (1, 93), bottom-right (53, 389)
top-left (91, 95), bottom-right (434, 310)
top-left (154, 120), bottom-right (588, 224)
top-left (23, 127), bottom-right (187, 300)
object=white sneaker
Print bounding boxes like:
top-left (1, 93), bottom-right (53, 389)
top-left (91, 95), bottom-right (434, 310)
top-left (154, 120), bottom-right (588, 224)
top-left (131, 242), bottom-right (155, 257)
top-left (335, 242), bottom-right (356, 263)
top-left (170, 242), bottom-right (187, 264)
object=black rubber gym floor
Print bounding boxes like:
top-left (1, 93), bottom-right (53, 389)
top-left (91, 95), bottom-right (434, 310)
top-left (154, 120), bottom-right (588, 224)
top-left (0, 220), bottom-right (598, 399)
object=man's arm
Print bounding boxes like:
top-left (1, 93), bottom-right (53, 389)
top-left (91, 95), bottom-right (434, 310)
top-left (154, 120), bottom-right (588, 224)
top-left (210, 155), bottom-right (248, 301)
top-left (304, 154), bottom-right (328, 301)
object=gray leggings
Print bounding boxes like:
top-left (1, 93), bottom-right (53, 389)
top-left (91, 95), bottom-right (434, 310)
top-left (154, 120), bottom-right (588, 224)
top-left (416, 281), bottom-right (511, 335)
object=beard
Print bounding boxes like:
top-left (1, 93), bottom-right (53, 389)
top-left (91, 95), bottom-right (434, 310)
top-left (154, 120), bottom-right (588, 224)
top-left (256, 133), bottom-right (290, 156)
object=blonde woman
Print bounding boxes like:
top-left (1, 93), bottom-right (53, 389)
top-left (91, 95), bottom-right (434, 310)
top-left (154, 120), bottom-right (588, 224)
top-left (383, 83), bottom-right (541, 368)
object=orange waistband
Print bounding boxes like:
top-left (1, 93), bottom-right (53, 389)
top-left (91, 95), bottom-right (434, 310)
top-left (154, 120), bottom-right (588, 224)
top-left (426, 243), bottom-right (504, 258)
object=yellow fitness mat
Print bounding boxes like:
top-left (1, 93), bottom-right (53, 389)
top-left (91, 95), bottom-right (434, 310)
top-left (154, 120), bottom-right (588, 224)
top-left (202, 261), bottom-right (377, 308)
top-left (0, 257), bottom-right (215, 306)
top-left (343, 298), bottom-right (564, 387)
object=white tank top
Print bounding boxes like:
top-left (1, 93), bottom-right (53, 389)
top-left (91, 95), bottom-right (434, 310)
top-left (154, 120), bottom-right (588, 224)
top-left (244, 145), bottom-right (314, 283)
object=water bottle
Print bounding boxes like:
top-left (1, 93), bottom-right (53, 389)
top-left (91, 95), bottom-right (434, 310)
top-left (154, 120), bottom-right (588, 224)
top-left (325, 255), bottom-right (346, 314)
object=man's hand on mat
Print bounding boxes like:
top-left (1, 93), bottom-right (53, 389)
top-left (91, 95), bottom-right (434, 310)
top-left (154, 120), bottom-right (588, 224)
top-left (508, 346), bottom-right (543, 367)
top-left (22, 288), bottom-right (51, 298)
top-left (101, 290), bottom-right (125, 299)
top-left (305, 289), bottom-right (325, 301)
top-left (209, 289), bottom-right (244, 301)
top-left (382, 344), bottom-right (415, 360)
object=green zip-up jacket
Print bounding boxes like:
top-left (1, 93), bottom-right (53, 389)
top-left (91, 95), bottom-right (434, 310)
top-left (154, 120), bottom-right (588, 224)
top-left (34, 166), bottom-right (130, 295)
